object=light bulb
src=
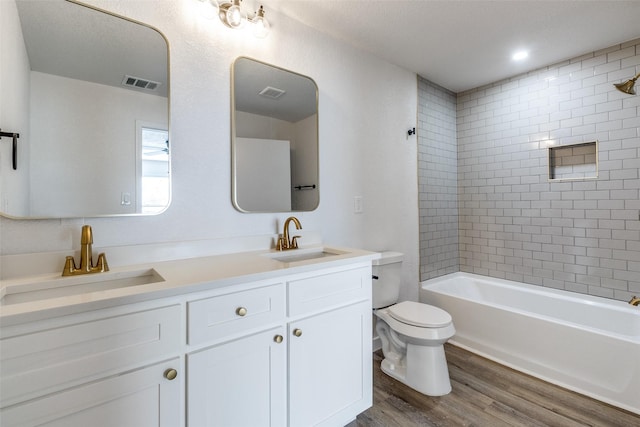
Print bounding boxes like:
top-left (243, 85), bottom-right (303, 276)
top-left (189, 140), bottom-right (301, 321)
top-left (226, 3), bottom-right (244, 28)
top-left (218, 0), bottom-right (245, 28)
top-left (251, 6), bottom-right (270, 38)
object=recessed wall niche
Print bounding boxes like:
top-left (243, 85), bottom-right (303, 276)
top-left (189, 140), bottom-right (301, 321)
top-left (548, 141), bottom-right (598, 181)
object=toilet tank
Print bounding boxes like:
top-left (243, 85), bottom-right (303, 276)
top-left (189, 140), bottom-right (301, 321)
top-left (372, 251), bottom-right (403, 309)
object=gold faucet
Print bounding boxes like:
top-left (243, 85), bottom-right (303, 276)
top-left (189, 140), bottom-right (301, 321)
top-left (276, 216), bottom-right (302, 251)
top-left (62, 225), bottom-right (109, 276)
top-left (629, 296), bottom-right (640, 306)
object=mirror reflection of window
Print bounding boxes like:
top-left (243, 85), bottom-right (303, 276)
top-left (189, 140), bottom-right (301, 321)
top-left (139, 126), bottom-right (169, 214)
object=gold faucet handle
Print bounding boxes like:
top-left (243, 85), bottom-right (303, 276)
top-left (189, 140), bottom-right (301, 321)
top-left (96, 253), bottom-right (109, 272)
top-left (276, 235), bottom-right (286, 251)
top-left (291, 236), bottom-right (301, 249)
top-left (62, 256), bottom-right (77, 276)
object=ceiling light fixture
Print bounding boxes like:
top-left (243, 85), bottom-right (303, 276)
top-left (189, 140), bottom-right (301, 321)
top-left (512, 50), bottom-right (529, 61)
top-left (613, 72), bottom-right (640, 95)
top-left (215, 0), bottom-right (270, 37)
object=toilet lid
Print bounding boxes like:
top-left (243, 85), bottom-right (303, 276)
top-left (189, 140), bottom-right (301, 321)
top-left (388, 301), bottom-right (452, 328)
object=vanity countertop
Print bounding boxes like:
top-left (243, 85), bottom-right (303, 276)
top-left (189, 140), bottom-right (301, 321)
top-left (0, 245), bottom-right (378, 325)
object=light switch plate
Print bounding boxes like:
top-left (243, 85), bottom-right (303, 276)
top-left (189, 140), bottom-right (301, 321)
top-left (354, 196), bottom-right (363, 214)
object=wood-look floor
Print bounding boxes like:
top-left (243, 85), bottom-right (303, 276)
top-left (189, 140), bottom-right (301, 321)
top-left (355, 344), bottom-right (640, 427)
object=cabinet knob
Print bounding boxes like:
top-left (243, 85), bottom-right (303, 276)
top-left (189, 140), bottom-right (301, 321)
top-left (236, 307), bottom-right (248, 316)
top-left (274, 334), bottom-right (284, 343)
top-left (164, 368), bottom-right (178, 381)
top-left (293, 328), bottom-right (302, 337)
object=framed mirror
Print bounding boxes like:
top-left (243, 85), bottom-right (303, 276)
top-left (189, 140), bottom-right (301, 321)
top-left (232, 57), bottom-right (318, 212)
top-left (0, 0), bottom-right (170, 218)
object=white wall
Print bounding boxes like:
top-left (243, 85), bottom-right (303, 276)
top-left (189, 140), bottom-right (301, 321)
top-left (0, 0), bottom-right (31, 215)
top-left (0, 0), bottom-right (419, 301)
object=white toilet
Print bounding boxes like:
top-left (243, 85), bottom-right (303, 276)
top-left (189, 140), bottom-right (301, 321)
top-left (373, 252), bottom-right (455, 396)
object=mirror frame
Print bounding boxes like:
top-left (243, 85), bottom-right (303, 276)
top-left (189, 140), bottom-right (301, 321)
top-left (0, 0), bottom-right (171, 219)
top-left (231, 56), bottom-right (319, 213)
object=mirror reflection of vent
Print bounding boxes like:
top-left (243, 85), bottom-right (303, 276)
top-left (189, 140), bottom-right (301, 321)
top-left (122, 75), bottom-right (161, 91)
top-left (259, 86), bottom-right (286, 99)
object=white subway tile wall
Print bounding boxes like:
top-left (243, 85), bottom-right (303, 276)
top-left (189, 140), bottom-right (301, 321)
top-left (455, 38), bottom-right (640, 300)
top-left (418, 78), bottom-right (459, 280)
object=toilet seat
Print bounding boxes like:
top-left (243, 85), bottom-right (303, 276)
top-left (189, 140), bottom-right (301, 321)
top-left (388, 301), bottom-right (452, 328)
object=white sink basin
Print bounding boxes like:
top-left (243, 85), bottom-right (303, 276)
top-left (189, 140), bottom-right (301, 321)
top-left (263, 247), bottom-right (347, 263)
top-left (0, 268), bottom-right (165, 306)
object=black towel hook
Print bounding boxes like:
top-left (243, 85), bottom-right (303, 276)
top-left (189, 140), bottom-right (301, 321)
top-left (0, 128), bottom-right (19, 170)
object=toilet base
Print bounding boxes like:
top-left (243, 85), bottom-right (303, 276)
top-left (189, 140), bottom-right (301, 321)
top-left (379, 343), bottom-right (452, 396)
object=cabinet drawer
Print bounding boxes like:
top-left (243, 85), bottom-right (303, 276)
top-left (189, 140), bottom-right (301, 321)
top-left (0, 358), bottom-right (180, 427)
top-left (0, 305), bottom-right (181, 408)
top-left (288, 267), bottom-right (371, 317)
top-left (188, 282), bottom-right (285, 346)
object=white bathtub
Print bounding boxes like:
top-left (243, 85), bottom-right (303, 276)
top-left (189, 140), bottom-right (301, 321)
top-left (421, 272), bottom-right (640, 415)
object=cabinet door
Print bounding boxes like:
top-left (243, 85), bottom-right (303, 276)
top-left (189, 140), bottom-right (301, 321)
top-left (289, 301), bottom-right (372, 427)
top-left (187, 326), bottom-right (286, 427)
top-left (0, 359), bottom-right (181, 427)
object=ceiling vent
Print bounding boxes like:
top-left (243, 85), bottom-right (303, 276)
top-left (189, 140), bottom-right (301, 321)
top-left (122, 75), bottom-right (161, 91)
top-left (259, 86), bottom-right (286, 99)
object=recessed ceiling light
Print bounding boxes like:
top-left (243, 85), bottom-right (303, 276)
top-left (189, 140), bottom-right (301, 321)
top-left (512, 50), bottom-right (529, 61)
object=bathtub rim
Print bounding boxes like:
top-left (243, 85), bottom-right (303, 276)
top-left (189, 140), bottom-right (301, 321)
top-left (422, 272), bottom-right (638, 310)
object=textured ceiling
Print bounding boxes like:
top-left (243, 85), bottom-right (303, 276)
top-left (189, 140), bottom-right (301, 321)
top-left (15, 1), bottom-right (640, 96)
top-left (269, 0), bottom-right (640, 93)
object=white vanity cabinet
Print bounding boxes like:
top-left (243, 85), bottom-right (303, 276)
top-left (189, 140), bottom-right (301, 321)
top-left (186, 264), bottom-right (372, 427)
top-left (0, 304), bottom-right (182, 427)
top-left (0, 253), bottom-right (374, 427)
